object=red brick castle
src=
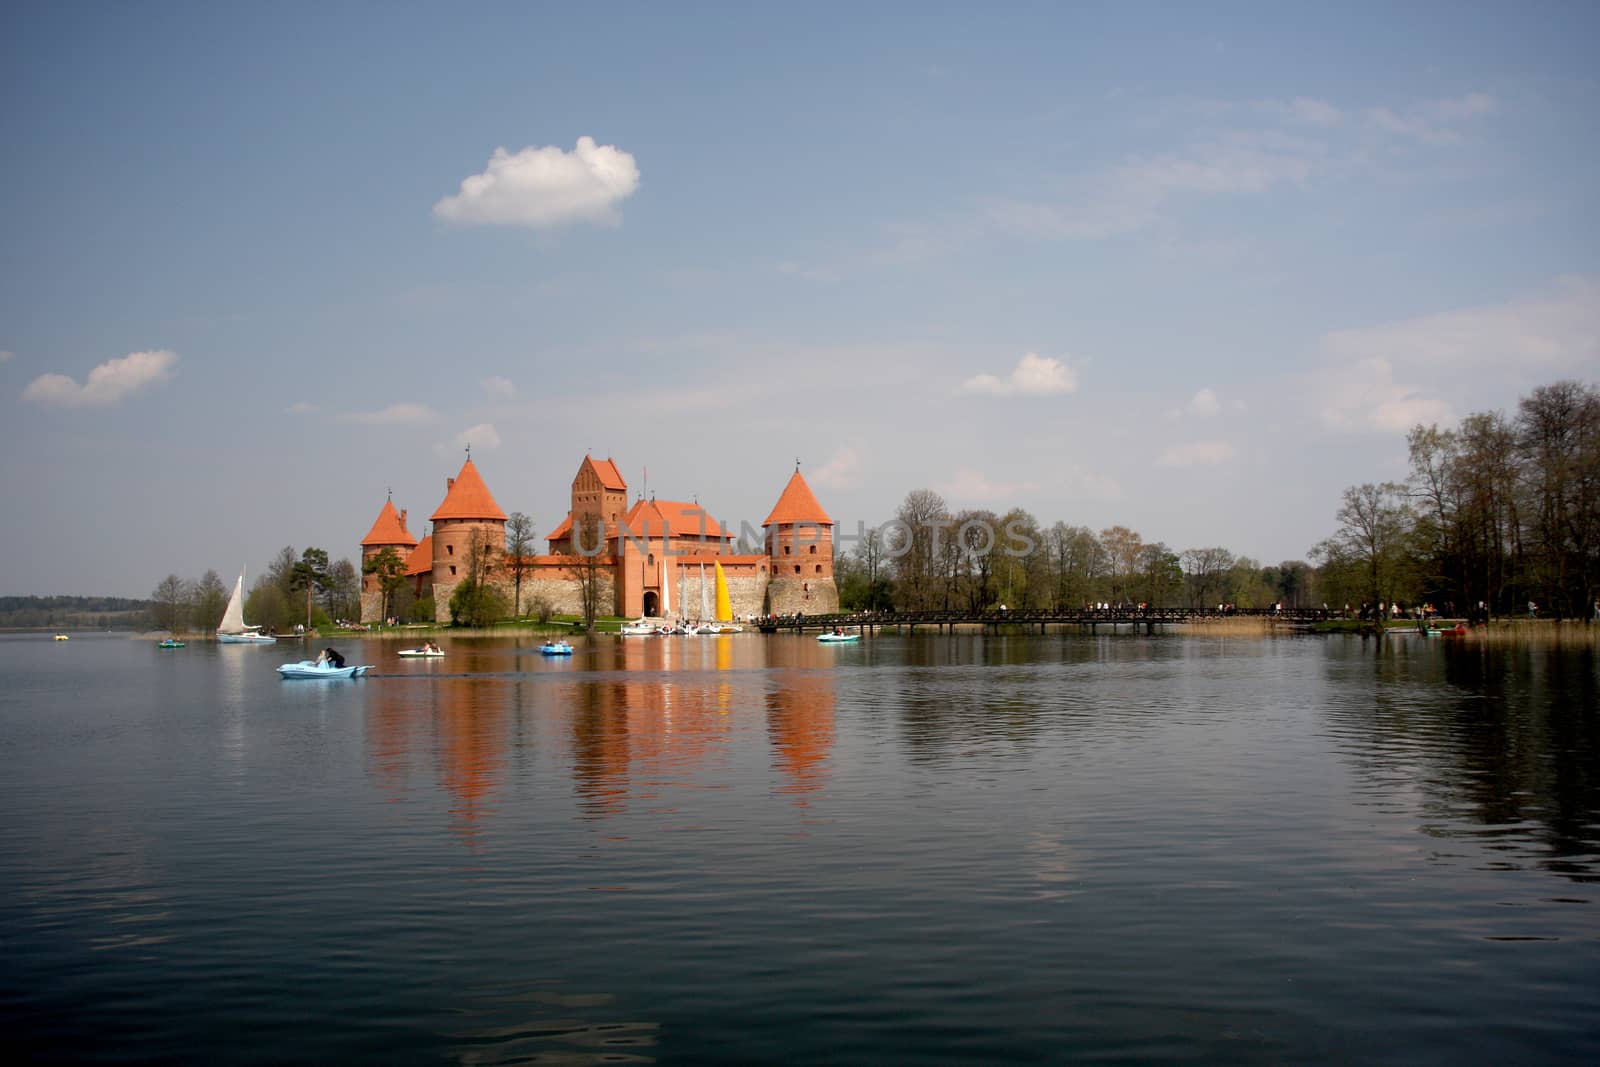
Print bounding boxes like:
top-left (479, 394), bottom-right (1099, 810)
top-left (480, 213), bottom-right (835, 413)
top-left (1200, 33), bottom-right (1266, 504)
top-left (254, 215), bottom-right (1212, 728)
top-left (359, 455), bottom-right (838, 622)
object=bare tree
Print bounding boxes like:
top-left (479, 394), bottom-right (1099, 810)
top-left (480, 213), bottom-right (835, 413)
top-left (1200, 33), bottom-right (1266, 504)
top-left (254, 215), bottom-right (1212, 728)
top-left (558, 515), bottom-right (611, 630)
top-left (890, 489), bottom-right (949, 611)
top-left (505, 512), bottom-right (536, 617)
top-left (150, 574), bottom-right (191, 633)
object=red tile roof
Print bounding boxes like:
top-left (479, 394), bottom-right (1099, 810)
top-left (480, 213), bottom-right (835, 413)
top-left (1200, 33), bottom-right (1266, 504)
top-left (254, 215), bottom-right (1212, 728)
top-left (763, 470), bottom-right (833, 527)
top-left (430, 458), bottom-right (507, 522)
top-left (648, 499), bottom-right (731, 539)
top-left (406, 536), bottom-right (433, 576)
top-left (586, 456), bottom-right (627, 491)
top-left (360, 499), bottom-right (418, 548)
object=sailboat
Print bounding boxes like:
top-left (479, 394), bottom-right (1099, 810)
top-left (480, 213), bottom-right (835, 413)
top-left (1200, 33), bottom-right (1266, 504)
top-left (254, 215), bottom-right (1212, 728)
top-left (217, 571), bottom-right (276, 643)
top-left (704, 560), bottom-right (742, 633)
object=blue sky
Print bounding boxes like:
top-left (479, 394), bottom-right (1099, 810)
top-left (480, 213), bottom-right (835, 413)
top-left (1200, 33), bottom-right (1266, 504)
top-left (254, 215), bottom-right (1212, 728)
top-left (2, 2), bottom-right (1596, 597)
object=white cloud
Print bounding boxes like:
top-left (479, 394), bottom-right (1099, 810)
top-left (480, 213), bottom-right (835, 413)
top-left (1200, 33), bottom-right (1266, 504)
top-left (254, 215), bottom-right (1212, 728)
top-left (810, 447), bottom-right (862, 490)
top-left (962, 352), bottom-right (1078, 396)
top-left (1187, 388), bottom-right (1221, 417)
top-left (1284, 97), bottom-right (1342, 125)
top-left (1317, 357), bottom-right (1455, 434)
top-left (1321, 276), bottom-right (1599, 373)
top-left (0, 350), bottom-right (13, 363)
top-left (938, 467), bottom-right (1040, 503)
top-left (1158, 441), bottom-right (1236, 467)
top-left (482, 375), bottom-right (517, 400)
top-left (436, 423), bottom-right (501, 457)
top-left (433, 136), bottom-right (640, 228)
top-left (341, 403), bottom-right (436, 426)
top-left (286, 401), bottom-right (317, 416)
top-left (22, 349), bottom-right (177, 408)
top-left (985, 135), bottom-right (1323, 240)
top-left (1314, 277), bottom-right (1598, 435)
top-left (1366, 92), bottom-right (1497, 145)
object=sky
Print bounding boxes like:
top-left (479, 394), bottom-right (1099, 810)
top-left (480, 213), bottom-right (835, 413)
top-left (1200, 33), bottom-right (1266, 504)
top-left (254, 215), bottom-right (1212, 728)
top-left (2, 1), bottom-right (1596, 597)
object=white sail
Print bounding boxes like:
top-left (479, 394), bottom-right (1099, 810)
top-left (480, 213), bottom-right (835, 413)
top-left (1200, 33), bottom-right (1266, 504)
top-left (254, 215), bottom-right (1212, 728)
top-left (660, 560), bottom-right (671, 617)
top-left (219, 572), bottom-right (247, 634)
top-left (700, 562), bottom-right (709, 620)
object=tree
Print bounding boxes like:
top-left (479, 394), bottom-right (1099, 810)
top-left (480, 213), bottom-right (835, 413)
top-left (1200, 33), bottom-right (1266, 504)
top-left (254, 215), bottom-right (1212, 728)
top-left (1136, 542), bottom-right (1182, 608)
top-left (559, 514), bottom-right (611, 630)
top-left (448, 529), bottom-right (507, 627)
top-left (328, 559), bottom-right (360, 622)
top-left (191, 570), bottom-right (228, 633)
top-left (266, 545), bottom-right (298, 602)
top-left (1181, 547), bottom-right (1234, 609)
top-left (448, 575), bottom-right (508, 628)
top-left (954, 508), bottom-right (999, 612)
top-left (851, 525), bottom-right (893, 611)
top-left (150, 574), bottom-right (190, 633)
top-left (289, 547), bottom-right (333, 632)
top-left (889, 489), bottom-right (949, 610)
top-left (1099, 525), bottom-right (1144, 604)
top-left (244, 581), bottom-right (290, 632)
top-left (363, 546), bottom-right (409, 623)
top-left (1324, 483), bottom-right (1413, 608)
top-left (505, 512), bottom-right (536, 617)
top-left (998, 509), bottom-right (1047, 609)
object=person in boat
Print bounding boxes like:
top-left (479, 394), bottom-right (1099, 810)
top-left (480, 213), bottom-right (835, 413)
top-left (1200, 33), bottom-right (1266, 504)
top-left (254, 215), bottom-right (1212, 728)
top-left (320, 647), bottom-right (345, 668)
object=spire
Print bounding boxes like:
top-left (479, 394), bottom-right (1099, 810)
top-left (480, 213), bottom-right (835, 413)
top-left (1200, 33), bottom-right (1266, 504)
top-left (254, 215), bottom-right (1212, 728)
top-left (361, 498), bottom-right (418, 547)
top-left (431, 456), bottom-right (507, 522)
top-left (762, 468), bottom-right (834, 527)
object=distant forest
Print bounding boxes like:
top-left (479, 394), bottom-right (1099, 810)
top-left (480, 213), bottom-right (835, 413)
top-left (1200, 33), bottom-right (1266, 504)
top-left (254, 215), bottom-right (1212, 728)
top-left (0, 596), bottom-right (155, 631)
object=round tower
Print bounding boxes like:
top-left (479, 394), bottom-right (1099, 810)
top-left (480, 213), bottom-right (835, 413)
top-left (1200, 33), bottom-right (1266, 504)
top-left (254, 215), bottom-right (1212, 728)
top-left (762, 465), bottom-right (838, 615)
top-left (359, 496), bottom-right (418, 623)
top-left (429, 456), bottom-right (508, 615)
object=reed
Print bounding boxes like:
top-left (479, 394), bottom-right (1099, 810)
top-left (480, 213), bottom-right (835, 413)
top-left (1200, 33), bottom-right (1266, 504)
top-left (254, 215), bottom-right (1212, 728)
top-left (1458, 619), bottom-right (1600, 647)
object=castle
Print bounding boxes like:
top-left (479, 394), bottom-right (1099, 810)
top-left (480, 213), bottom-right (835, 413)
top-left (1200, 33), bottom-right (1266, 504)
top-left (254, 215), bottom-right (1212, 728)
top-left (358, 455), bottom-right (839, 623)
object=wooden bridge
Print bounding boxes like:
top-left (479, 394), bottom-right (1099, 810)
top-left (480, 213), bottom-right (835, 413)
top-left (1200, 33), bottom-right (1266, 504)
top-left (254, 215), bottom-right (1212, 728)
top-left (755, 606), bottom-right (1335, 635)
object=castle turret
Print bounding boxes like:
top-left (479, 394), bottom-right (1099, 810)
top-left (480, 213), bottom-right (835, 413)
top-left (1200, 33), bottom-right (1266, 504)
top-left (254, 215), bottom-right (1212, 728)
top-left (762, 467), bottom-right (838, 614)
top-left (359, 497), bottom-right (418, 622)
top-left (430, 456), bottom-right (507, 614)
top-left (573, 455), bottom-right (628, 528)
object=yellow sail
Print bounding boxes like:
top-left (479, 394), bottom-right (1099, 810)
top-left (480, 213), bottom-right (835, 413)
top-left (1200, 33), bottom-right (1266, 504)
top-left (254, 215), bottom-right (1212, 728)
top-left (714, 560), bottom-right (732, 621)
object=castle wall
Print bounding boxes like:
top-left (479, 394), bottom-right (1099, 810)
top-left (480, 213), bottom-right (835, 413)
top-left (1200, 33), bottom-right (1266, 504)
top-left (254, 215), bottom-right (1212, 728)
top-left (766, 577), bottom-right (839, 616)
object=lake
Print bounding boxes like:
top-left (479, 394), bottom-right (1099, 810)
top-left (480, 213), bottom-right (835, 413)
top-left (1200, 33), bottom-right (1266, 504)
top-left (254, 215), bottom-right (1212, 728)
top-left (1, 631), bottom-right (1596, 1064)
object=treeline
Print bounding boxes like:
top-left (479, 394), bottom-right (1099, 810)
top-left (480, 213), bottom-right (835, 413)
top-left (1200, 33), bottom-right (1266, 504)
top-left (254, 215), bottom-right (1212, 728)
top-left (0, 595), bottom-right (153, 631)
top-left (149, 547), bottom-right (361, 633)
top-left (836, 491), bottom-right (1316, 613)
top-left (833, 379), bottom-right (1598, 621)
top-left (1314, 379), bottom-right (1599, 618)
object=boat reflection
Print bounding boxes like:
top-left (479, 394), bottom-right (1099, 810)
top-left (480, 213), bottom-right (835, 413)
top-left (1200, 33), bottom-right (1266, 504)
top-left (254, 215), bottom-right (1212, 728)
top-left (365, 636), bottom-right (843, 834)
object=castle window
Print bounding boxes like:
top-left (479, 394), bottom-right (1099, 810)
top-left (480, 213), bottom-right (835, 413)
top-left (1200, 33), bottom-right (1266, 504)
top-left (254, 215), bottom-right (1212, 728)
top-left (809, 545), bottom-right (816, 554)
top-left (447, 544), bottom-right (454, 556)
top-left (449, 565), bottom-right (457, 576)
top-left (815, 564), bottom-right (822, 573)
top-left (784, 545), bottom-right (791, 555)
top-left (794, 565), bottom-right (801, 574)
top-left (648, 554), bottom-right (654, 565)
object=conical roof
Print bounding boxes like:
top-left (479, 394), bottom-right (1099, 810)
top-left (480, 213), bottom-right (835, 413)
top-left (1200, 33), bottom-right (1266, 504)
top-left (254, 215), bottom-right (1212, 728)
top-left (360, 499), bottom-right (418, 547)
top-left (431, 458), bottom-right (507, 522)
top-left (762, 469), bottom-right (833, 527)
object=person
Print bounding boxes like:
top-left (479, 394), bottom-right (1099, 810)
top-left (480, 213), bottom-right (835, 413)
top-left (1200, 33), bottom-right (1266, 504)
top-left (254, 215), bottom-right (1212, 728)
top-left (315, 648), bottom-right (328, 666)
top-left (324, 647), bottom-right (345, 668)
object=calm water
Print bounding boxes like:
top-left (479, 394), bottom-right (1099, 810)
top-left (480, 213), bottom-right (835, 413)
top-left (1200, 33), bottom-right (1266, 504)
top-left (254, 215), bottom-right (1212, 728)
top-left (2, 631), bottom-right (1597, 1064)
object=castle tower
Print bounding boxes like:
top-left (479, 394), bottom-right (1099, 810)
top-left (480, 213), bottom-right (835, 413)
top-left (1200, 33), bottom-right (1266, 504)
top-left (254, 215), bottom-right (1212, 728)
top-left (572, 455), bottom-right (628, 528)
top-left (763, 466), bottom-right (838, 614)
top-left (358, 496), bottom-right (418, 622)
top-left (430, 456), bottom-right (507, 615)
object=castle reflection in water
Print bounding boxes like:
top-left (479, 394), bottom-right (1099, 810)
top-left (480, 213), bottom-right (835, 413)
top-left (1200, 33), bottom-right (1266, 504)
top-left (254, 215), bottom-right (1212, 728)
top-left (362, 637), bottom-right (840, 843)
